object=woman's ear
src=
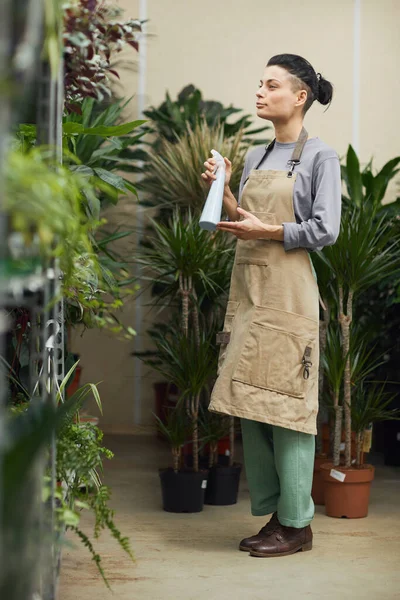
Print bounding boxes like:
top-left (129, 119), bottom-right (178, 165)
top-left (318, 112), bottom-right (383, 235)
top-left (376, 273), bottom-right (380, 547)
top-left (295, 89), bottom-right (308, 109)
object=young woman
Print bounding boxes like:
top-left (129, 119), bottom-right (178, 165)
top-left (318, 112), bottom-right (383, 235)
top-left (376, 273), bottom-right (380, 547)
top-left (201, 54), bottom-right (341, 558)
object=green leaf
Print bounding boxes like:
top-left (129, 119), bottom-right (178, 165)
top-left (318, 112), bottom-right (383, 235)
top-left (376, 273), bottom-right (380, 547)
top-left (93, 168), bottom-right (127, 192)
top-left (346, 145), bottom-right (363, 207)
top-left (63, 123), bottom-right (85, 135)
top-left (83, 120), bottom-right (147, 137)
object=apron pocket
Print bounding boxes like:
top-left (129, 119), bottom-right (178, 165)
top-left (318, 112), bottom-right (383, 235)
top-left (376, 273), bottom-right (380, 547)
top-left (235, 212), bottom-right (275, 266)
top-left (216, 301), bottom-right (240, 375)
top-left (232, 307), bottom-right (317, 399)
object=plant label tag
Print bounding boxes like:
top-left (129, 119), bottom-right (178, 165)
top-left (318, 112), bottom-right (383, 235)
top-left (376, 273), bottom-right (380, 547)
top-left (363, 427), bottom-right (373, 452)
top-left (201, 480), bottom-right (207, 489)
top-left (340, 442), bottom-right (345, 451)
top-left (330, 469), bottom-right (346, 483)
top-left (225, 449), bottom-right (230, 456)
top-left (396, 432), bottom-right (400, 442)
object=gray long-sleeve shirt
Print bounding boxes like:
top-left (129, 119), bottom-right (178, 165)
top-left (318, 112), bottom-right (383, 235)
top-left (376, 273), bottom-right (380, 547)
top-left (238, 137), bottom-right (342, 252)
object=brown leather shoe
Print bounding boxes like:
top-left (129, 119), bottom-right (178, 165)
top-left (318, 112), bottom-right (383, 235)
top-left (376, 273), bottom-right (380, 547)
top-left (249, 523), bottom-right (313, 557)
top-left (239, 512), bottom-right (279, 552)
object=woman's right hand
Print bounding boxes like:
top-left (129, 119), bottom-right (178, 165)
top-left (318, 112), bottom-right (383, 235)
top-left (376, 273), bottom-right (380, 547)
top-left (201, 156), bottom-right (232, 188)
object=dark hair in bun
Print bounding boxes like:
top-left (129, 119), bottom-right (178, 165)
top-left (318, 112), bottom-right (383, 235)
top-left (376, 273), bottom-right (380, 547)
top-left (267, 53), bottom-right (333, 113)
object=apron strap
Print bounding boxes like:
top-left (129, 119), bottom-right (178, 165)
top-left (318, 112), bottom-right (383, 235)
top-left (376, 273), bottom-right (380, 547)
top-left (287, 126), bottom-right (308, 178)
top-left (244, 126), bottom-right (309, 185)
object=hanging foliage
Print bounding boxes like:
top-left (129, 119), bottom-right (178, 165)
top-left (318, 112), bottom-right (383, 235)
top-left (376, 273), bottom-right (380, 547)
top-left (63, 0), bottom-right (141, 111)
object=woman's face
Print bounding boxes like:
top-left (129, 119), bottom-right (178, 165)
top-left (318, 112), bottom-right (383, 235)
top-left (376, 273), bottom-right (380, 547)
top-left (255, 65), bottom-right (307, 122)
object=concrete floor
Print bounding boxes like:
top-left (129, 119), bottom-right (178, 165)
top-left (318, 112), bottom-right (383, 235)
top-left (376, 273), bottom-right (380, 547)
top-left (59, 435), bottom-right (400, 600)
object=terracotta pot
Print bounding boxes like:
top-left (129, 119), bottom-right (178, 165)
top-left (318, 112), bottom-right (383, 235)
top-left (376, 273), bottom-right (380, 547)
top-left (67, 365), bottom-right (82, 398)
top-left (78, 415), bottom-right (99, 426)
top-left (311, 454), bottom-right (328, 506)
top-left (320, 463), bottom-right (375, 518)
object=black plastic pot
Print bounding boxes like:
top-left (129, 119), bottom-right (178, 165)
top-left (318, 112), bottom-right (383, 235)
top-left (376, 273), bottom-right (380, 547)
top-left (159, 468), bottom-right (209, 513)
top-left (205, 463), bottom-right (242, 506)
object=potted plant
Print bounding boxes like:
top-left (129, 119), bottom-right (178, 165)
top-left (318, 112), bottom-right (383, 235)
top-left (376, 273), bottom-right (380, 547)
top-left (143, 327), bottom-right (216, 512)
top-left (155, 408), bottom-right (208, 513)
top-left (199, 407), bottom-right (242, 506)
top-left (322, 379), bottom-right (400, 518)
top-left (318, 146), bottom-right (400, 518)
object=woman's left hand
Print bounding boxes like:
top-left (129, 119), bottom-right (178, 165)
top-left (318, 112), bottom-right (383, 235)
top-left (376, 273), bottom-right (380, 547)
top-left (216, 207), bottom-right (284, 241)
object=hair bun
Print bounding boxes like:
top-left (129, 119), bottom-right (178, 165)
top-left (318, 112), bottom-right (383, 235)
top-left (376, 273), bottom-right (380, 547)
top-left (317, 74), bottom-right (333, 106)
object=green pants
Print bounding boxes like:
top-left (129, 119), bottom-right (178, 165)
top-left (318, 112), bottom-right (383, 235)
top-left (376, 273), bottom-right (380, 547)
top-left (240, 418), bottom-right (315, 528)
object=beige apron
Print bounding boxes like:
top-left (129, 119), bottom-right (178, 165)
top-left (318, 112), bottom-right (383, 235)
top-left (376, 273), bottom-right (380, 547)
top-left (208, 127), bottom-right (320, 435)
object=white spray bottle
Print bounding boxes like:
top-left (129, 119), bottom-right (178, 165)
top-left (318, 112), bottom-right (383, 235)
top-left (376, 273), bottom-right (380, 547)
top-left (199, 149), bottom-right (226, 231)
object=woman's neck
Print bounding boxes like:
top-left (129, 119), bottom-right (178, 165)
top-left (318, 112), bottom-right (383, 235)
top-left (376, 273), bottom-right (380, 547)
top-left (273, 120), bottom-right (305, 143)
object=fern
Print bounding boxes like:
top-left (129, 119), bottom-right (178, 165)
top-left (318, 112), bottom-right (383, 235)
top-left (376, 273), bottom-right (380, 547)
top-left (55, 419), bottom-right (135, 585)
top-left (70, 526), bottom-right (110, 589)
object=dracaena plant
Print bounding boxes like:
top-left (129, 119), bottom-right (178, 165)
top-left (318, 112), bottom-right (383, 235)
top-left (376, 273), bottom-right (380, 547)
top-left (135, 209), bottom-right (234, 328)
top-left (63, 0), bottom-right (141, 112)
top-left (142, 327), bottom-right (218, 473)
top-left (351, 381), bottom-right (400, 466)
top-left (316, 146), bottom-right (400, 468)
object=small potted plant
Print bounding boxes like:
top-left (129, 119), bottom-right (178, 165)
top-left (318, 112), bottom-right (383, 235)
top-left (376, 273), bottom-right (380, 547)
top-left (199, 408), bottom-right (242, 506)
top-left (321, 379), bottom-right (400, 518)
top-left (142, 326), bottom-right (217, 512)
top-left (156, 408), bottom-right (208, 513)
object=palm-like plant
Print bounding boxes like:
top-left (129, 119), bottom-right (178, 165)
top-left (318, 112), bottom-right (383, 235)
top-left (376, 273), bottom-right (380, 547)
top-left (141, 328), bottom-right (218, 472)
top-left (317, 146), bottom-right (400, 468)
top-left (136, 209), bottom-right (234, 334)
top-left (351, 381), bottom-right (400, 465)
top-left (135, 120), bottom-right (248, 475)
top-left (139, 120), bottom-right (250, 211)
top-left (154, 409), bottom-right (190, 473)
top-left (199, 407), bottom-right (230, 469)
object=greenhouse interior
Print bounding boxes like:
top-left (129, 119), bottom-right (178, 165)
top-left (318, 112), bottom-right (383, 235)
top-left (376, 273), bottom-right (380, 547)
top-left (1, 1), bottom-right (399, 599)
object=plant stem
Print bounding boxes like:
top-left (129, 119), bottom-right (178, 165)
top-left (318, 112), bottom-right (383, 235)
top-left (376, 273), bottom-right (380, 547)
top-left (192, 416), bottom-right (199, 473)
top-left (187, 392), bottom-right (200, 473)
top-left (179, 274), bottom-right (190, 336)
top-left (172, 448), bottom-right (179, 473)
top-left (191, 287), bottom-right (201, 350)
top-left (339, 286), bottom-right (353, 468)
top-left (209, 442), bottom-right (217, 468)
top-left (333, 403), bottom-right (342, 466)
top-left (355, 431), bottom-right (362, 468)
top-left (361, 430), bottom-right (365, 465)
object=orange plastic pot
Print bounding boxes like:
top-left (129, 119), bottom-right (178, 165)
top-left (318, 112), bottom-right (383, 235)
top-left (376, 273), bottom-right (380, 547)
top-left (320, 463), bottom-right (375, 518)
top-left (67, 365), bottom-right (82, 398)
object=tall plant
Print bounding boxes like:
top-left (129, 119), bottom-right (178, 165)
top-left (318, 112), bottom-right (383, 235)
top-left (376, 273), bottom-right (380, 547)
top-left (139, 120), bottom-right (250, 212)
top-left (317, 146), bottom-right (400, 467)
top-left (136, 211), bottom-right (230, 471)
